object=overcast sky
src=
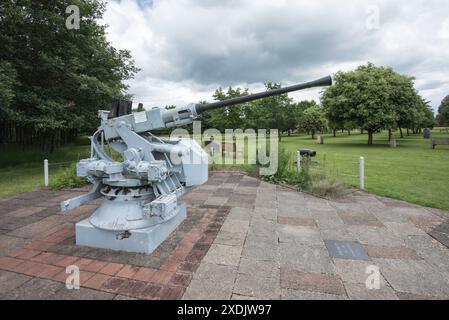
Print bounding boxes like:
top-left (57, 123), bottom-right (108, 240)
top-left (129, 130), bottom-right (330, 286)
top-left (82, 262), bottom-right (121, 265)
top-left (102, 0), bottom-right (449, 112)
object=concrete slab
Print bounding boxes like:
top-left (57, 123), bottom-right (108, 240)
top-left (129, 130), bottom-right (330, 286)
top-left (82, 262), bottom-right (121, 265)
top-left (202, 244), bottom-right (242, 266)
top-left (374, 258), bottom-right (449, 297)
top-left (279, 243), bottom-right (335, 274)
top-left (233, 272), bottom-right (281, 299)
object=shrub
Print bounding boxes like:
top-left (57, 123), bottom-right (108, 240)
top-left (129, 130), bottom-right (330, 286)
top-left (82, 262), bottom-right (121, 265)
top-left (262, 147), bottom-right (311, 189)
top-left (49, 163), bottom-right (87, 190)
top-left (290, 166), bottom-right (312, 190)
top-left (262, 146), bottom-right (292, 184)
top-left (310, 176), bottom-right (347, 198)
top-left (261, 146), bottom-right (346, 198)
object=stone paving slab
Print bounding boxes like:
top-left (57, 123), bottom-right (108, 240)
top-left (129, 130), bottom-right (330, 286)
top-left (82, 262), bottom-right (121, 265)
top-left (184, 173), bottom-right (449, 300)
top-left (1, 171), bottom-right (449, 300)
top-left (233, 272), bottom-right (281, 300)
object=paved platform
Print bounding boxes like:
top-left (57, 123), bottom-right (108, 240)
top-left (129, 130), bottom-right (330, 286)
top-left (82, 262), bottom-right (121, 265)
top-left (1, 171), bottom-right (449, 300)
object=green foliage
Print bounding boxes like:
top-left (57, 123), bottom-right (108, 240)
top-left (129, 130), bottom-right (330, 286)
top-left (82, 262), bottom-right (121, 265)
top-left (262, 146), bottom-right (291, 183)
top-left (284, 100), bottom-right (315, 136)
top-left (49, 163), bottom-right (87, 190)
top-left (202, 87), bottom-right (250, 132)
top-left (321, 63), bottom-right (432, 144)
top-left (295, 100), bottom-right (318, 112)
top-left (298, 104), bottom-right (327, 139)
top-left (199, 63), bottom-right (433, 146)
top-left (261, 148), bottom-right (345, 198)
top-left (0, 136), bottom-right (91, 198)
top-left (322, 63), bottom-right (396, 145)
top-left (262, 147), bottom-right (312, 191)
top-left (419, 99), bottom-right (436, 129)
top-left (199, 83), bottom-right (299, 139)
top-left (248, 83), bottom-right (294, 138)
top-left (0, 61), bottom-right (17, 116)
top-left (0, 0), bottom-right (138, 150)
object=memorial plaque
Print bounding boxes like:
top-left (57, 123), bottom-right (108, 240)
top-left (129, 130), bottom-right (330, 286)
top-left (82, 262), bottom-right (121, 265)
top-left (429, 221), bottom-right (449, 249)
top-left (324, 240), bottom-right (370, 261)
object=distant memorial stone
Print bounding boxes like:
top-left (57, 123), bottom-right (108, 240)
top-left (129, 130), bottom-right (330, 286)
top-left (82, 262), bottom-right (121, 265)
top-left (324, 240), bottom-right (370, 261)
top-left (423, 128), bottom-right (431, 139)
top-left (389, 137), bottom-right (397, 148)
top-left (317, 135), bottom-right (324, 144)
top-left (429, 221), bottom-right (449, 249)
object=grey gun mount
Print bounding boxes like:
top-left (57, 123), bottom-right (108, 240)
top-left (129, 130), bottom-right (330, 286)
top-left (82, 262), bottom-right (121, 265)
top-left (62, 75), bottom-right (332, 254)
top-left (99, 76), bottom-right (333, 139)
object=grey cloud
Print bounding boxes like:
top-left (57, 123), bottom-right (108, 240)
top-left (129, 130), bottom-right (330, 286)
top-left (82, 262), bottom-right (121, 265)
top-left (416, 79), bottom-right (449, 91)
top-left (103, 0), bottom-right (449, 110)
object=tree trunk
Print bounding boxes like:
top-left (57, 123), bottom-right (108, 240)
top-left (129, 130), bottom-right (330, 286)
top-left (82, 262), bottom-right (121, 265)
top-left (333, 129), bottom-right (336, 137)
top-left (348, 130), bottom-right (351, 135)
top-left (311, 131), bottom-right (315, 139)
top-left (388, 129), bottom-right (392, 141)
top-left (399, 127), bottom-right (404, 138)
top-left (368, 130), bottom-right (374, 145)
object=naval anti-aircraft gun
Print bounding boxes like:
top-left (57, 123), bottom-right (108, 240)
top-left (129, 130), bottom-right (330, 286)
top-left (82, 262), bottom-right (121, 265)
top-left (61, 76), bottom-right (332, 253)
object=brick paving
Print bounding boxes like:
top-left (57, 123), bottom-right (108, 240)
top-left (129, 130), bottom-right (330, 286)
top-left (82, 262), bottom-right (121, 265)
top-left (0, 180), bottom-right (230, 300)
top-left (1, 171), bottom-right (449, 299)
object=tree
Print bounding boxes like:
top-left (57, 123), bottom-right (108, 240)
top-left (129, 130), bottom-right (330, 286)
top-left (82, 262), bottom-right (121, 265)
top-left (283, 103), bottom-right (300, 136)
top-left (200, 87), bottom-right (249, 132)
top-left (248, 83), bottom-right (294, 141)
top-left (296, 100), bottom-right (318, 112)
top-left (438, 96), bottom-right (449, 126)
top-left (298, 104), bottom-right (327, 139)
top-left (285, 100), bottom-right (316, 136)
top-left (0, 61), bottom-right (17, 120)
top-left (322, 97), bottom-right (353, 137)
top-left (201, 85), bottom-right (325, 140)
top-left (411, 98), bottom-right (435, 132)
top-left (322, 63), bottom-right (399, 145)
top-left (0, 0), bottom-right (138, 152)
top-left (422, 103), bottom-right (436, 129)
top-left (387, 71), bottom-right (421, 137)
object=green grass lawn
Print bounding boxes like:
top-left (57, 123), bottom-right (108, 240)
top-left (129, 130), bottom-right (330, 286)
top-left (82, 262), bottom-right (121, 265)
top-left (1, 131), bottom-right (448, 211)
top-left (280, 130), bottom-right (449, 210)
top-left (0, 136), bottom-right (91, 198)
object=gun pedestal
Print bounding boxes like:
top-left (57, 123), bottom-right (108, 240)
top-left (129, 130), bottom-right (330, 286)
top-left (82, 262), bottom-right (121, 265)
top-left (76, 204), bottom-right (186, 253)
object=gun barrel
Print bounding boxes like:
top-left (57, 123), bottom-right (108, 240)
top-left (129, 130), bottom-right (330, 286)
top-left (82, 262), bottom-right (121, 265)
top-left (195, 75), bottom-right (332, 114)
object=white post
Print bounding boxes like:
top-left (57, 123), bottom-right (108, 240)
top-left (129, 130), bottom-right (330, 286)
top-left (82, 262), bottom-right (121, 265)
top-left (90, 136), bottom-right (94, 158)
top-left (101, 131), bottom-right (104, 150)
top-left (297, 151), bottom-right (301, 171)
top-left (359, 156), bottom-right (365, 190)
top-left (44, 159), bottom-right (49, 187)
